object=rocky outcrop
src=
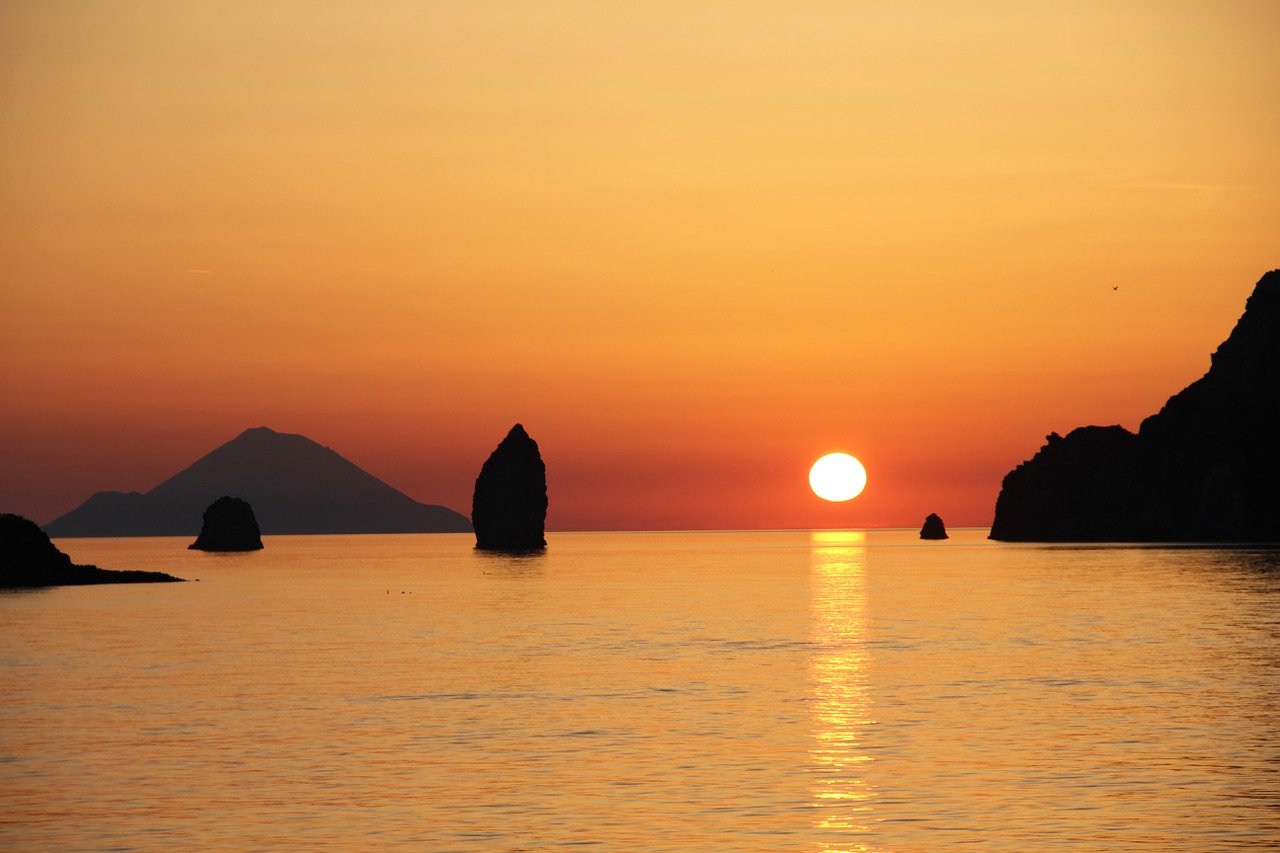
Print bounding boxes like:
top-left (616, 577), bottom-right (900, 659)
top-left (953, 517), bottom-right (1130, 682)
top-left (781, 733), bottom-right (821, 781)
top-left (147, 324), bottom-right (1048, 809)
top-left (44, 426), bottom-right (471, 537)
top-left (920, 513), bottom-right (949, 540)
top-left (471, 424), bottom-right (547, 551)
top-left (991, 269), bottom-right (1280, 542)
top-left (1, 513), bottom-right (183, 587)
top-left (189, 496), bottom-right (263, 551)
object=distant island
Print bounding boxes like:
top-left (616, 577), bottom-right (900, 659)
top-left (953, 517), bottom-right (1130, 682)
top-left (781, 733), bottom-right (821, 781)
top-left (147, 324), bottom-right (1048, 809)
top-left (2, 513), bottom-right (184, 587)
top-left (991, 269), bottom-right (1280, 542)
top-left (44, 427), bottom-right (471, 538)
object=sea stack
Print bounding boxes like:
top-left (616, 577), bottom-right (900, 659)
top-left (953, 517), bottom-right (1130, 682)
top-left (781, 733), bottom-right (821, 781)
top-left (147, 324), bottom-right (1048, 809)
top-left (920, 513), bottom-right (948, 540)
top-left (189, 496), bottom-right (264, 551)
top-left (1, 513), bottom-right (183, 587)
top-left (472, 424), bottom-right (547, 551)
top-left (990, 269), bottom-right (1280, 542)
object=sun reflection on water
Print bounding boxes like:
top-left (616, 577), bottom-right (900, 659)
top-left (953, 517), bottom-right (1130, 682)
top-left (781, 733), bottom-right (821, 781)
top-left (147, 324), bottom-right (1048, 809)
top-left (809, 530), bottom-right (877, 852)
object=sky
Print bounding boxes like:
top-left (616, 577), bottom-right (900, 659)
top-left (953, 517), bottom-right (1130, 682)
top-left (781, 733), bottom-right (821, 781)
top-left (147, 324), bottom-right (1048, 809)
top-left (2, 1), bottom-right (1278, 531)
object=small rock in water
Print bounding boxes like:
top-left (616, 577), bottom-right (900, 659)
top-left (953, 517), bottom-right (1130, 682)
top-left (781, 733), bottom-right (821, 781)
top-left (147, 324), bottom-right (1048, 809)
top-left (920, 513), bottom-right (949, 540)
top-left (189, 496), bottom-right (264, 552)
top-left (989, 269), bottom-right (1280, 542)
top-left (472, 424), bottom-right (548, 551)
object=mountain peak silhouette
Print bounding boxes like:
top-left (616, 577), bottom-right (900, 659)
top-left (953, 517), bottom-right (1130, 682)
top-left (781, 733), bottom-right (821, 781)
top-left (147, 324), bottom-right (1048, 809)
top-left (44, 428), bottom-right (471, 537)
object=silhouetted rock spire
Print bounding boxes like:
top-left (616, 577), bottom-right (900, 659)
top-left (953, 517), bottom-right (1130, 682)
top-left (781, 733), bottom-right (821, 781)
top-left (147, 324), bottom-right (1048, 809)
top-left (1, 513), bottom-right (183, 587)
top-left (920, 513), bottom-right (948, 540)
top-left (472, 424), bottom-right (547, 551)
top-left (991, 269), bottom-right (1280, 542)
top-left (189, 496), bottom-right (264, 551)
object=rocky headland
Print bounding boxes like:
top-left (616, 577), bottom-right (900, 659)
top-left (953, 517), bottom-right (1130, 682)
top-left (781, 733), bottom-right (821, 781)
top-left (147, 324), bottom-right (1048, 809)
top-left (920, 513), bottom-right (949, 540)
top-left (1, 513), bottom-right (183, 587)
top-left (472, 424), bottom-right (548, 551)
top-left (189, 496), bottom-right (264, 551)
top-left (991, 269), bottom-right (1280, 542)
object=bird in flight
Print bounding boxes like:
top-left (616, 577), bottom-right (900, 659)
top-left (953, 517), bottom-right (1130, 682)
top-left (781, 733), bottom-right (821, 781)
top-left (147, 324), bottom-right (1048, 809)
top-left (1112, 285), bottom-right (1119, 291)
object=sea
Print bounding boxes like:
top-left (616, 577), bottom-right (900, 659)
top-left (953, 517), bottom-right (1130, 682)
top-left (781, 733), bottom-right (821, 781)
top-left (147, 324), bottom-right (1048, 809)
top-left (2, 530), bottom-right (1277, 851)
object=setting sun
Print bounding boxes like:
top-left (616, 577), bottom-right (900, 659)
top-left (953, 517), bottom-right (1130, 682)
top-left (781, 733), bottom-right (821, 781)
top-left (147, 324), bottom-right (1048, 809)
top-left (809, 453), bottom-right (868, 502)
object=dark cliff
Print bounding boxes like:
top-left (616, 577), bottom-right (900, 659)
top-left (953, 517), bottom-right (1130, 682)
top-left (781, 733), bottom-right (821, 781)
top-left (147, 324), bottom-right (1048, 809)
top-left (2, 513), bottom-right (183, 587)
top-left (472, 424), bottom-right (547, 551)
top-left (991, 270), bottom-right (1280, 542)
top-left (189, 496), bottom-right (264, 552)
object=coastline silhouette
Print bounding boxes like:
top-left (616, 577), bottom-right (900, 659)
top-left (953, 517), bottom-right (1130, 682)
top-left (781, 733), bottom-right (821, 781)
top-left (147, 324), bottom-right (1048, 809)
top-left (991, 269), bottom-right (1280, 542)
top-left (1, 513), bottom-right (183, 587)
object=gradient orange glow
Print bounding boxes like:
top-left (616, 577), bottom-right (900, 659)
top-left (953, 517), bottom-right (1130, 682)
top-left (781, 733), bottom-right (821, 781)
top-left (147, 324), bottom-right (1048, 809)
top-left (2, 2), bottom-right (1278, 530)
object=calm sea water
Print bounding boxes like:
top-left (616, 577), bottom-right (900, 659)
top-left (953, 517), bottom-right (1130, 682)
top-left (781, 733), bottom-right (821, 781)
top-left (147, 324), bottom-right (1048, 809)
top-left (2, 530), bottom-right (1277, 851)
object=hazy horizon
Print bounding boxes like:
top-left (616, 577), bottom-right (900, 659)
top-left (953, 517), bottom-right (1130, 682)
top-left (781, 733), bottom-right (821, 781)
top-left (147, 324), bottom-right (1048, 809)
top-left (34, 422), bottom-right (985, 532)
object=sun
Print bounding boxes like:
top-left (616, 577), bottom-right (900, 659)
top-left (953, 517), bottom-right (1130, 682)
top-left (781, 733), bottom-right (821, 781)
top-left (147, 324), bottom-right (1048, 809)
top-left (809, 453), bottom-right (867, 502)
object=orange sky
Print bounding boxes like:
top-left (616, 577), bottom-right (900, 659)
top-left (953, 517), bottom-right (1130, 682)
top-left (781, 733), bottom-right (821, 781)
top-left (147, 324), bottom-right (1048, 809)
top-left (2, 1), bottom-right (1278, 531)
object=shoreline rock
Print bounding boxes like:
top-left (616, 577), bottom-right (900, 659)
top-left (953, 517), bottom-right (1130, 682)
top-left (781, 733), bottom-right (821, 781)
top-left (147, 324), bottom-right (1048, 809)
top-left (2, 513), bottom-right (184, 588)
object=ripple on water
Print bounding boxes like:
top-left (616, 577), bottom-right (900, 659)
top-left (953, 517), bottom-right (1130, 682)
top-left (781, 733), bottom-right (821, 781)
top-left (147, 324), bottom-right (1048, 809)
top-left (1, 531), bottom-right (1278, 851)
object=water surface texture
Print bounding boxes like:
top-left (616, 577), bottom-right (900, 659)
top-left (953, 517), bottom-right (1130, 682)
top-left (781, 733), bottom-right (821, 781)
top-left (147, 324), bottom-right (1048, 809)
top-left (3, 531), bottom-right (1278, 850)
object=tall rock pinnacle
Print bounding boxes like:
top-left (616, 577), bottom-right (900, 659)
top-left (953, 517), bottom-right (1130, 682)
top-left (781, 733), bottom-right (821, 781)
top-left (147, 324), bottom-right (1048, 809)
top-left (471, 424), bottom-right (548, 551)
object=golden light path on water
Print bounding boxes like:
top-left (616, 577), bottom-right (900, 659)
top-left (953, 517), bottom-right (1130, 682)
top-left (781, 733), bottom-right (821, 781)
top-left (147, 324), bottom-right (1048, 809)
top-left (6, 533), bottom-right (1280, 849)
top-left (809, 530), bottom-right (877, 852)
